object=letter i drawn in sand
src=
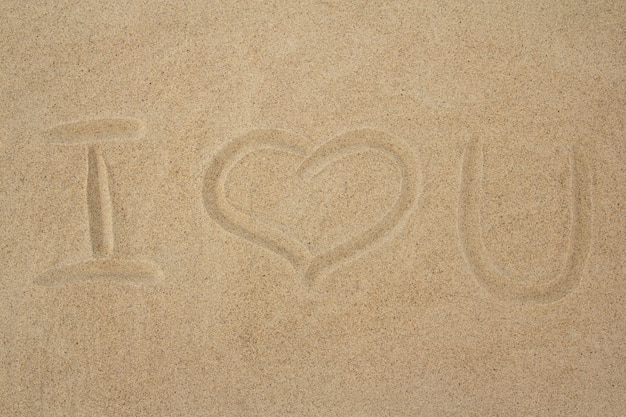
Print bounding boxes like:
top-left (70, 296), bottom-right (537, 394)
top-left (34, 118), bottom-right (163, 287)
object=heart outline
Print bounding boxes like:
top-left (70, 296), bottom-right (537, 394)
top-left (203, 129), bottom-right (422, 285)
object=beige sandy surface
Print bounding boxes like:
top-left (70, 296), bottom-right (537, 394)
top-left (1, 1), bottom-right (625, 416)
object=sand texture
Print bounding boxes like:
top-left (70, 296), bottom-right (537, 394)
top-left (1, 1), bottom-right (625, 416)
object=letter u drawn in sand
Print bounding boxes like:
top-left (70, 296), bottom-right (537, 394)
top-left (458, 138), bottom-right (592, 303)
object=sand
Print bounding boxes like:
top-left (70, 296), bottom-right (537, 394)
top-left (1, 1), bottom-right (625, 416)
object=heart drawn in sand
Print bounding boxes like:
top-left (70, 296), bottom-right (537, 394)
top-left (202, 129), bottom-right (422, 285)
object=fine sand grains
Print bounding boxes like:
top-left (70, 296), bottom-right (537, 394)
top-left (1, 1), bottom-right (624, 416)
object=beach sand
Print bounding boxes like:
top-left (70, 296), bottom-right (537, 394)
top-left (1, 1), bottom-right (624, 415)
